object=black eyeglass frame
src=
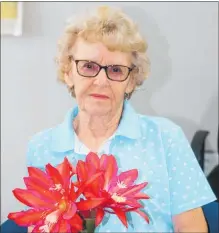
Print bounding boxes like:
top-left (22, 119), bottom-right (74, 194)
top-left (70, 56), bottom-right (135, 82)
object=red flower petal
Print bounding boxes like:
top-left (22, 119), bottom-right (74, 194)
top-left (120, 182), bottom-right (147, 197)
top-left (118, 169), bottom-right (138, 186)
top-left (134, 192), bottom-right (150, 199)
top-left (83, 191), bottom-right (97, 199)
top-left (87, 175), bottom-right (104, 197)
top-left (134, 209), bottom-right (150, 223)
top-left (69, 214), bottom-right (83, 232)
top-left (24, 177), bottom-right (60, 203)
top-left (8, 209), bottom-right (51, 226)
top-left (57, 219), bottom-right (71, 233)
top-left (84, 172), bottom-right (103, 186)
top-left (99, 154), bottom-right (107, 168)
top-left (56, 157), bottom-right (75, 190)
top-left (111, 207), bottom-right (128, 228)
top-left (45, 164), bottom-right (64, 186)
top-left (27, 167), bottom-right (52, 186)
top-left (119, 199), bottom-right (143, 208)
top-left (57, 157), bottom-right (74, 175)
top-left (62, 202), bottom-right (77, 220)
top-left (77, 172), bottom-right (104, 197)
top-left (76, 161), bottom-right (88, 182)
top-left (24, 176), bottom-right (49, 189)
top-left (76, 198), bottom-right (105, 211)
top-left (95, 208), bottom-right (105, 226)
top-left (8, 211), bottom-right (23, 220)
top-left (103, 155), bottom-right (118, 190)
top-left (107, 175), bottom-right (118, 193)
top-left (13, 188), bottom-right (55, 209)
top-left (69, 183), bottom-right (77, 201)
top-left (86, 152), bottom-right (100, 171)
top-left (73, 181), bottom-right (80, 188)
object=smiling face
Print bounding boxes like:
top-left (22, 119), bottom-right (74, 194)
top-left (65, 37), bottom-right (135, 117)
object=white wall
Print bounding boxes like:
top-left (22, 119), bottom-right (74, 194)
top-left (1, 2), bottom-right (218, 222)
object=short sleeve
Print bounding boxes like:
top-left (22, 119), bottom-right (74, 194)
top-left (162, 123), bottom-right (217, 215)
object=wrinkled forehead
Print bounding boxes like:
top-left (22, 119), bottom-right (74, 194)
top-left (72, 37), bottom-right (132, 66)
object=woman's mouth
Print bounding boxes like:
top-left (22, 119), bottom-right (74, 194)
top-left (90, 93), bottom-right (109, 99)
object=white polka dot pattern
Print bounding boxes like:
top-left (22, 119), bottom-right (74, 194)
top-left (160, 123), bottom-right (216, 215)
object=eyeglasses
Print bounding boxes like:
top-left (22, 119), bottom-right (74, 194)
top-left (72, 58), bottom-right (134, 82)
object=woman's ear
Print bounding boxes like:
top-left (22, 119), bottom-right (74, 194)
top-left (64, 71), bottom-right (74, 88)
top-left (125, 75), bottom-right (136, 94)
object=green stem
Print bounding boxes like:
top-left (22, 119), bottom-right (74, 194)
top-left (84, 218), bottom-right (95, 233)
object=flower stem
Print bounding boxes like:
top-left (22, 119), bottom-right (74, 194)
top-left (84, 218), bottom-right (95, 233)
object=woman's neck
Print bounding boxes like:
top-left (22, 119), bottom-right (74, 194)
top-left (73, 105), bottom-right (123, 152)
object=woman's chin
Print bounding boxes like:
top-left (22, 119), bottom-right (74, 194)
top-left (85, 104), bottom-right (112, 116)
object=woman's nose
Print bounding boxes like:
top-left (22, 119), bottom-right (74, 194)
top-left (93, 69), bottom-right (109, 86)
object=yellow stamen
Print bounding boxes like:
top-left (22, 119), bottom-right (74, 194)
top-left (111, 193), bottom-right (126, 203)
top-left (58, 199), bottom-right (67, 211)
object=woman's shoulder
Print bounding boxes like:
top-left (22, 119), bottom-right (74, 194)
top-left (27, 125), bottom-right (58, 150)
top-left (137, 113), bottom-right (182, 134)
top-left (138, 114), bottom-right (190, 151)
top-left (27, 107), bottom-right (75, 151)
top-left (26, 125), bottom-right (63, 167)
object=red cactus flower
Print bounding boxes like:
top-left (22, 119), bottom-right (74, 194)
top-left (77, 152), bottom-right (150, 228)
top-left (8, 157), bottom-right (105, 233)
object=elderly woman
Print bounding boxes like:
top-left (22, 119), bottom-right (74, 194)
top-left (27, 5), bottom-right (216, 233)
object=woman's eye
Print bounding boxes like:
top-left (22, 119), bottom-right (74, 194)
top-left (110, 66), bottom-right (125, 76)
top-left (84, 63), bottom-right (94, 69)
top-left (112, 67), bottom-right (122, 73)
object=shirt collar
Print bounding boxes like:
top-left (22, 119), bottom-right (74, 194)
top-left (51, 100), bottom-right (142, 152)
top-left (115, 99), bottom-right (142, 139)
